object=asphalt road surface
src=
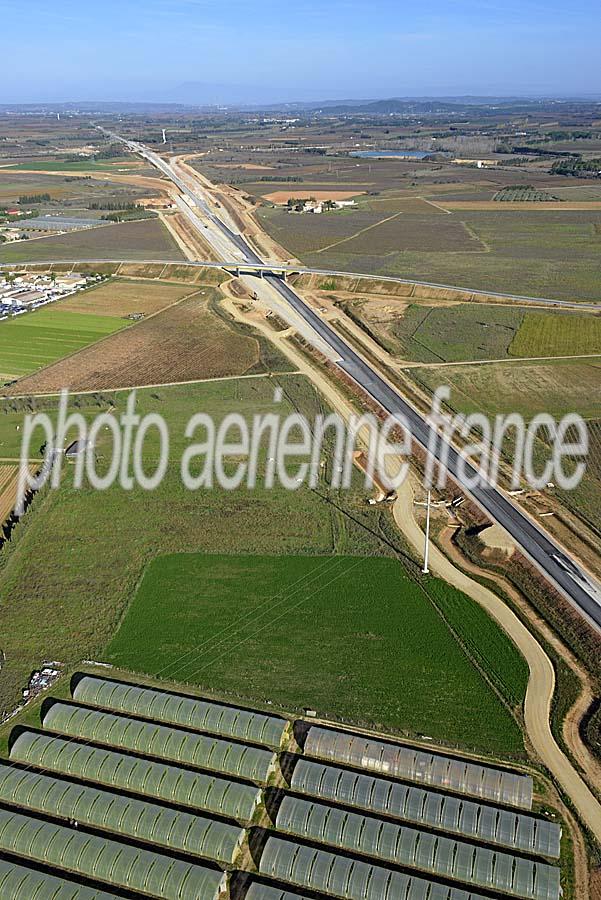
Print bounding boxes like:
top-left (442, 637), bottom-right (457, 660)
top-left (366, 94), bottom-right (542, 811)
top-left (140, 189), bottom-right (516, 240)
top-left (88, 132), bottom-right (601, 632)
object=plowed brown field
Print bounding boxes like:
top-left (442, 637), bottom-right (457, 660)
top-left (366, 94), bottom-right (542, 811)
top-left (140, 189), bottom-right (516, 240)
top-left (59, 278), bottom-right (194, 317)
top-left (4, 290), bottom-right (261, 393)
top-left (264, 190), bottom-right (364, 203)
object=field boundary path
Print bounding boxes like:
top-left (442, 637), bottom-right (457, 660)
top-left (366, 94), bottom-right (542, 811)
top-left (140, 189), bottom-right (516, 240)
top-left (434, 526), bottom-right (601, 798)
top-left (401, 351), bottom-right (601, 369)
top-left (6, 370), bottom-right (300, 398)
top-left (314, 210), bottom-right (405, 254)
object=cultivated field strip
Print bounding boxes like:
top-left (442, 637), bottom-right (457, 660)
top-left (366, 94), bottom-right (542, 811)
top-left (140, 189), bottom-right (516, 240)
top-left (0, 465), bottom-right (36, 525)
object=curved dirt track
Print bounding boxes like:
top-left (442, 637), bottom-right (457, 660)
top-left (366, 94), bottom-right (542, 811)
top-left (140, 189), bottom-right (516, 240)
top-left (224, 283), bottom-right (601, 846)
top-left (393, 481), bottom-right (601, 844)
top-left (436, 526), bottom-right (601, 801)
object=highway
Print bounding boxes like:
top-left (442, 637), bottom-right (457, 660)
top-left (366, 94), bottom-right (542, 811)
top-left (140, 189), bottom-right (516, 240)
top-left (273, 274), bottom-right (601, 633)
top-left (91, 131), bottom-right (601, 632)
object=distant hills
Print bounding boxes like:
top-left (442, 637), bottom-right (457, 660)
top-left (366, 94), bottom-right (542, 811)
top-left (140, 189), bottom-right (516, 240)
top-left (2, 94), bottom-right (600, 117)
top-left (306, 96), bottom-right (585, 115)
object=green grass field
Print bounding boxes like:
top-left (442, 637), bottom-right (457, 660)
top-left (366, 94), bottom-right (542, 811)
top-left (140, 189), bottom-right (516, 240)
top-left (0, 394), bottom-right (116, 458)
top-left (510, 311), bottom-right (601, 357)
top-left (0, 378), bottom-right (526, 754)
top-left (388, 303), bottom-right (524, 362)
top-left (415, 305), bottom-right (522, 361)
top-left (106, 552), bottom-right (526, 752)
top-left (344, 295), bottom-right (601, 363)
top-left (411, 357), bottom-right (601, 420)
top-left (5, 158), bottom-right (139, 174)
top-left (0, 308), bottom-right (126, 379)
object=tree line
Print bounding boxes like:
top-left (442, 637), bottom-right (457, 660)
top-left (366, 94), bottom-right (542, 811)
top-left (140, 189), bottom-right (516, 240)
top-left (19, 194), bottom-right (51, 204)
top-left (551, 158), bottom-right (601, 177)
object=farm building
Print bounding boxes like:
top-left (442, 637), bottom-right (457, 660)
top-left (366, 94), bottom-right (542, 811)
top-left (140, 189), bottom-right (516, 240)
top-left (55, 274), bottom-right (88, 290)
top-left (303, 725), bottom-right (533, 808)
top-left (0, 806), bottom-right (226, 899)
top-left (275, 796), bottom-right (560, 899)
top-left (0, 764), bottom-right (245, 864)
top-left (10, 288), bottom-right (45, 307)
top-left (259, 837), bottom-right (495, 900)
top-left (10, 729), bottom-right (263, 821)
top-left (245, 888), bottom-right (313, 900)
top-left (290, 758), bottom-right (560, 857)
top-left (0, 858), bottom-right (119, 899)
top-left (17, 215), bottom-right (100, 232)
top-left (72, 672), bottom-right (289, 747)
top-left (41, 699), bottom-right (278, 782)
top-left (0, 229), bottom-right (22, 243)
top-left (0, 670), bottom-right (562, 899)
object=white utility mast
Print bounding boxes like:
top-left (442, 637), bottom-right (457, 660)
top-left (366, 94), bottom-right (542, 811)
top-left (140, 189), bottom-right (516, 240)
top-left (422, 489), bottom-right (431, 574)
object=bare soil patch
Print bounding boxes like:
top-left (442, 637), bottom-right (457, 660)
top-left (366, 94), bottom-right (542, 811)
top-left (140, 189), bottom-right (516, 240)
top-left (166, 211), bottom-right (220, 261)
top-left (212, 163), bottom-right (275, 171)
top-left (0, 464), bottom-right (36, 524)
top-left (479, 523), bottom-right (516, 556)
top-left (264, 189), bottom-right (365, 204)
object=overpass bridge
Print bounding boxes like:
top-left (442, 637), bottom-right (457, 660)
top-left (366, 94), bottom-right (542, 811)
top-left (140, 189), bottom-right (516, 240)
top-left (0, 258), bottom-right (299, 283)
top-left (1, 258), bottom-right (598, 310)
top-left (219, 262), bottom-right (296, 278)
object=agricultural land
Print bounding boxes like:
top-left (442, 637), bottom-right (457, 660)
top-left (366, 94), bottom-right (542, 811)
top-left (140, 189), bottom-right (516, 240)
top-left (0, 380), bottom-right (526, 756)
top-left (0, 307), bottom-right (126, 380)
top-left (4, 281), bottom-right (292, 394)
top-left (0, 218), bottom-right (184, 264)
top-left (331, 296), bottom-right (601, 363)
top-left (1, 105), bottom-right (601, 894)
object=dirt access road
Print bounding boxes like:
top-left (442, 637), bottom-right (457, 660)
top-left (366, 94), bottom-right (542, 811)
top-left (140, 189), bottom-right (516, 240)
top-left (221, 279), bottom-right (601, 863)
top-left (393, 483), bottom-right (601, 843)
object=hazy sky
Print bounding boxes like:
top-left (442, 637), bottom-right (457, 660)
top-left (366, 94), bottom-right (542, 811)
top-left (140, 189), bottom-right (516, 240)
top-left (2, 0), bottom-right (600, 104)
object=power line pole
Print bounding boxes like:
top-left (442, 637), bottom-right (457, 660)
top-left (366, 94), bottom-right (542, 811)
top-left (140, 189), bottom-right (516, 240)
top-left (422, 489), bottom-right (431, 575)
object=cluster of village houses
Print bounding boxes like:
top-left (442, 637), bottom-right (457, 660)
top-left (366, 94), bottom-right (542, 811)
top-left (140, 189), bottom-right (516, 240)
top-left (0, 207), bottom-right (35, 242)
top-left (0, 271), bottom-right (99, 317)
